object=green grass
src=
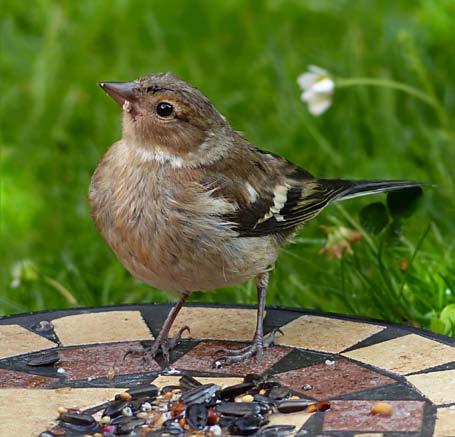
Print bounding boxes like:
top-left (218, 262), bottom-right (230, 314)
top-left (1, 0), bottom-right (454, 335)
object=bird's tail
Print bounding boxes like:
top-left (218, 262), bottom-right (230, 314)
top-left (319, 179), bottom-right (424, 202)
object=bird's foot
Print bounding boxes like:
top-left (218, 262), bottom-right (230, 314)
top-left (124, 325), bottom-right (190, 365)
top-left (213, 328), bottom-right (283, 367)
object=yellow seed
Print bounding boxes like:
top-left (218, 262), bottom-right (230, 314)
top-left (119, 392), bottom-right (132, 401)
top-left (290, 395), bottom-right (300, 400)
top-left (57, 406), bottom-right (67, 415)
top-left (242, 394), bottom-right (254, 402)
top-left (370, 401), bottom-right (393, 417)
top-left (163, 391), bottom-right (173, 400)
top-left (259, 389), bottom-right (266, 395)
top-left (100, 415), bottom-right (111, 424)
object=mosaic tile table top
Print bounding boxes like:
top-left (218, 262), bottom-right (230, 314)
top-left (0, 303), bottom-right (454, 436)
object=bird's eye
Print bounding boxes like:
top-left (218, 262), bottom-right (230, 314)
top-left (156, 101), bottom-right (174, 117)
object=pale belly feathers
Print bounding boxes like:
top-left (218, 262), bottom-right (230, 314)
top-left (89, 143), bottom-right (280, 293)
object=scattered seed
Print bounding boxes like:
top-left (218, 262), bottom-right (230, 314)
top-left (325, 359), bottom-right (335, 365)
top-left (277, 399), bottom-right (312, 413)
top-left (370, 401), bottom-right (393, 416)
top-left (44, 372), bottom-right (333, 435)
top-left (141, 402), bottom-right (152, 412)
top-left (106, 368), bottom-right (117, 380)
top-left (118, 391), bottom-right (132, 401)
top-left (306, 400), bottom-right (330, 413)
top-left (57, 406), bottom-right (67, 415)
top-left (122, 406), bottom-right (133, 417)
top-left (99, 415), bottom-right (110, 424)
top-left (103, 400), bottom-right (128, 418)
top-left (27, 351), bottom-right (60, 367)
top-left (303, 383), bottom-right (312, 390)
top-left (128, 384), bottom-right (159, 400)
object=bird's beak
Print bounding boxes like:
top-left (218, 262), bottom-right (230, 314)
top-left (98, 81), bottom-right (137, 107)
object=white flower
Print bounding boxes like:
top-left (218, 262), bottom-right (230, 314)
top-left (297, 65), bottom-right (334, 116)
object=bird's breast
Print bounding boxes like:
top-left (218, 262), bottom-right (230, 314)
top-left (89, 143), bottom-right (279, 291)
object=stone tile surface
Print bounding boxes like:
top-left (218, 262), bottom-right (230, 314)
top-left (267, 411), bottom-right (313, 429)
top-left (275, 315), bottom-right (384, 353)
top-left (434, 407), bottom-right (455, 437)
top-left (58, 341), bottom-right (160, 380)
top-left (323, 400), bottom-right (425, 432)
top-left (343, 334), bottom-right (455, 374)
top-left (172, 340), bottom-right (291, 375)
top-left (169, 307), bottom-right (259, 341)
top-left (0, 324), bottom-right (56, 359)
top-left (354, 434), bottom-right (384, 437)
top-left (0, 368), bottom-right (55, 388)
top-left (152, 375), bottom-right (244, 388)
top-left (0, 387), bottom-right (122, 437)
top-left (407, 369), bottom-right (455, 405)
top-left (53, 311), bottom-right (153, 346)
top-left (275, 358), bottom-right (395, 399)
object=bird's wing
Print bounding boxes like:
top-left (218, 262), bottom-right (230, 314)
top-left (202, 147), bottom-right (338, 238)
top-left (204, 145), bottom-right (422, 238)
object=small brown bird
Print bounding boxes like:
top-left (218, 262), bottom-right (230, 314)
top-left (90, 73), bottom-right (421, 365)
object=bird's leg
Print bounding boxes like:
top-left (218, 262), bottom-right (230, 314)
top-left (214, 272), bottom-right (277, 367)
top-left (126, 291), bottom-right (191, 365)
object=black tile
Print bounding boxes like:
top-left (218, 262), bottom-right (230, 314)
top-left (268, 348), bottom-right (332, 375)
top-left (341, 327), bottom-right (407, 354)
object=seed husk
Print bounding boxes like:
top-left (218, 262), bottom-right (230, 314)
top-left (27, 351), bottom-right (60, 367)
top-left (186, 403), bottom-right (209, 430)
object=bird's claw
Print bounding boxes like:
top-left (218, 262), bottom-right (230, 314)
top-left (264, 327), bottom-right (284, 347)
top-left (212, 328), bottom-right (284, 368)
top-left (124, 325), bottom-right (190, 365)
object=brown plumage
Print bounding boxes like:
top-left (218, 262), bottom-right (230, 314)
top-left (90, 72), bottom-right (422, 365)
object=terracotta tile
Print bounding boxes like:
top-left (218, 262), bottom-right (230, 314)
top-left (169, 307), bottom-right (258, 341)
top-left (0, 387), bottom-right (122, 437)
top-left (53, 311), bottom-right (153, 346)
top-left (0, 324), bottom-right (56, 359)
top-left (323, 400), bottom-right (424, 432)
top-left (343, 334), bottom-right (455, 375)
top-left (0, 368), bottom-right (55, 388)
top-left (434, 407), bottom-right (455, 437)
top-left (58, 341), bottom-right (160, 380)
top-left (152, 375), bottom-right (243, 389)
top-left (275, 315), bottom-right (384, 353)
top-left (407, 369), bottom-right (455, 405)
top-left (275, 358), bottom-right (395, 399)
top-left (172, 340), bottom-right (291, 375)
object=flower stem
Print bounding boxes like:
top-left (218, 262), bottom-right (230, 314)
top-left (43, 275), bottom-right (78, 305)
top-left (335, 77), bottom-right (443, 113)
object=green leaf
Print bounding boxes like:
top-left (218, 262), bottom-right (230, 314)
top-left (359, 202), bottom-right (389, 234)
top-left (383, 218), bottom-right (403, 246)
top-left (386, 187), bottom-right (423, 218)
top-left (430, 318), bottom-right (447, 335)
top-left (440, 304), bottom-right (455, 334)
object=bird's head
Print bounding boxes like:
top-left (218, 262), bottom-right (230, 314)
top-left (99, 73), bottom-right (230, 167)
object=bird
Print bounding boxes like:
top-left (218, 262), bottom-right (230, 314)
top-left (90, 72), bottom-right (422, 366)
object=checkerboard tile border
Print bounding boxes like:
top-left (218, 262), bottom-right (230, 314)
top-left (0, 303), bottom-right (453, 435)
